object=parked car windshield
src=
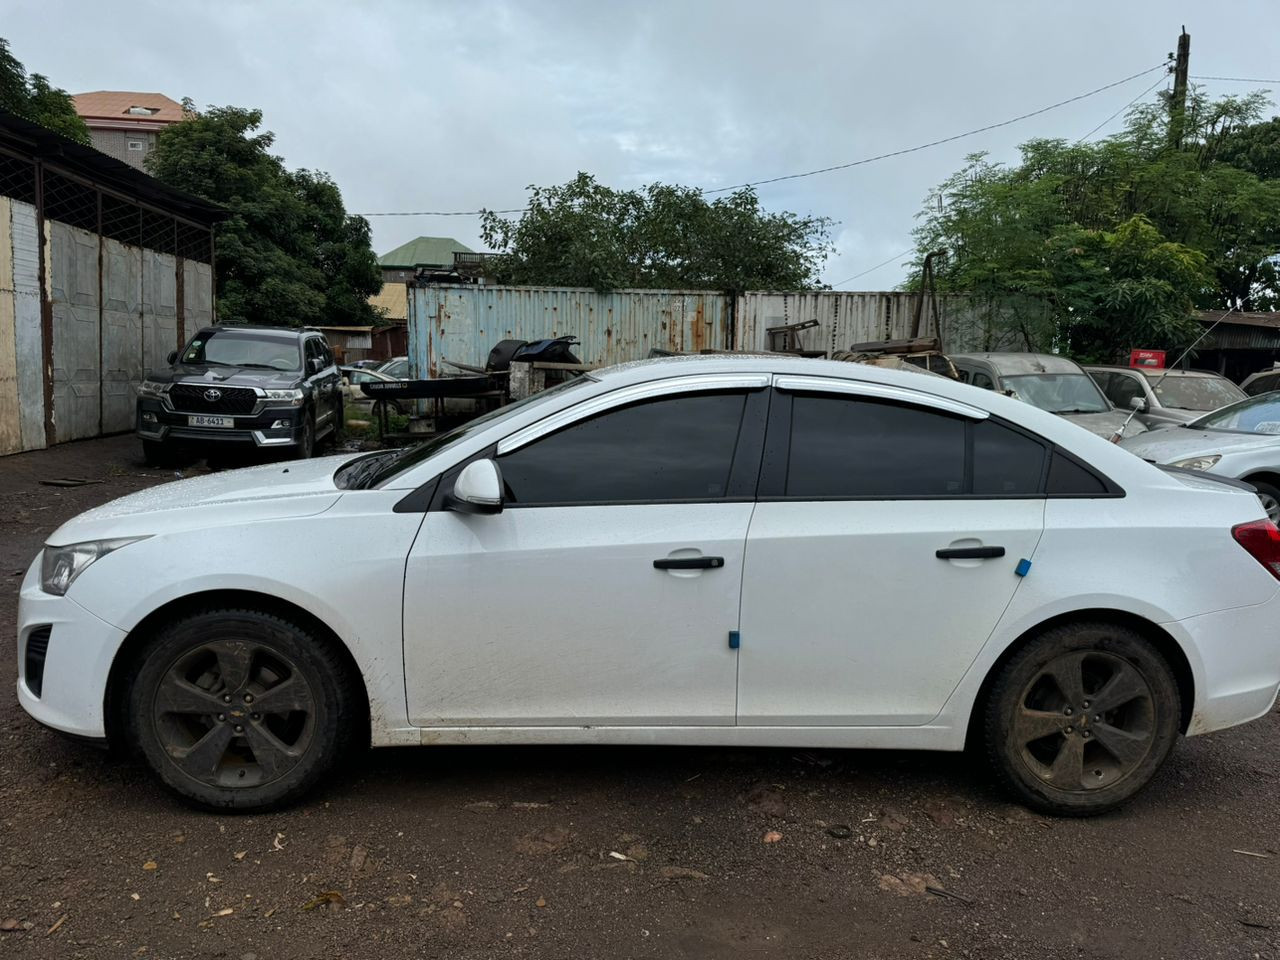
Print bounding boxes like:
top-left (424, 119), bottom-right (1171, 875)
top-left (342, 374), bottom-right (595, 489)
top-left (182, 330), bottom-right (301, 371)
top-left (1189, 393), bottom-right (1280, 434)
top-left (1002, 373), bottom-right (1110, 414)
top-left (1144, 373), bottom-right (1244, 411)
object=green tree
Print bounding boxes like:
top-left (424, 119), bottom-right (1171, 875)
top-left (146, 106), bottom-right (381, 327)
top-left (0, 37), bottom-right (90, 144)
top-left (480, 172), bottom-right (833, 292)
top-left (914, 88), bottom-right (1280, 360)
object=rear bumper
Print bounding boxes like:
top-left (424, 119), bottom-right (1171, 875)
top-left (15, 556), bottom-right (124, 739)
top-left (136, 398), bottom-right (305, 448)
top-left (1168, 598), bottom-right (1280, 735)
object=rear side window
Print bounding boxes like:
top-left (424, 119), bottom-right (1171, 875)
top-left (785, 395), bottom-right (966, 497)
top-left (972, 420), bottom-right (1046, 494)
top-left (1046, 451), bottom-right (1108, 495)
top-left (778, 393), bottom-right (1103, 499)
top-left (498, 391), bottom-right (748, 505)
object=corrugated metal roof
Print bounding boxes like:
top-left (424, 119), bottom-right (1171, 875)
top-left (378, 236), bottom-right (475, 268)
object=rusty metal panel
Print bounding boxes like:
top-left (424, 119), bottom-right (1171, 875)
top-left (11, 200), bottom-right (44, 451)
top-left (143, 249), bottom-right (177, 374)
top-left (733, 291), bottom-right (1018, 356)
top-left (408, 285), bottom-right (728, 378)
top-left (101, 237), bottom-right (143, 433)
top-left (49, 221), bottom-right (101, 442)
top-left (184, 258), bottom-right (213, 335)
top-left (0, 197), bottom-right (18, 455)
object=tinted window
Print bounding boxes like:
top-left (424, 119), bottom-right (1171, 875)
top-left (972, 372), bottom-right (995, 390)
top-left (1046, 451), bottom-right (1107, 495)
top-left (498, 392), bottom-right (747, 505)
top-left (1107, 373), bottom-right (1144, 408)
top-left (973, 420), bottom-right (1046, 494)
top-left (786, 395), bottom-right (966, 497)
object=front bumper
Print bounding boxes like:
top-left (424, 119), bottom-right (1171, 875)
top-left (15, 555), bottom-right (126, 739)
top-left (136, 397), bottom-right (304, 448)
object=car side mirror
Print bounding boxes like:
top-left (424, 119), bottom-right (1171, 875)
top-left (167, 350), bottom-right (178, 365)
top-left (1129, 396), bottom-right (1149, 412)
top-left (309, 357), bottom-right (324, 373)
top-left (447, 459), bottom-right (504, 515)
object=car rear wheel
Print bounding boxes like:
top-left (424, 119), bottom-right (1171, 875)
top-left (127, 608), bottom-right (360, 810)
top-left (982, 621), bottom-right (1180, 817)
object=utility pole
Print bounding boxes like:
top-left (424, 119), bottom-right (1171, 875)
top-left (1169, 26), bottom-right (1190, 148)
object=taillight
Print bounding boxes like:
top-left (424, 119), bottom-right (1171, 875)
top-left (1232, 519), bottom-right (1280, 580)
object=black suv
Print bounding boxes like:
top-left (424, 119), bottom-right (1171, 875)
top-left (136, 325), bottom-right (343, 462)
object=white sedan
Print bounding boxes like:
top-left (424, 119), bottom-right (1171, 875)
top-left (16, 356), bottom-right (1280, 815)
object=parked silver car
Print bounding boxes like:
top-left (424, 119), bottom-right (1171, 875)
top-left (1086, 365), bottom-right (1245, 427)
top-left (950, 352), bottom-right (1147, 440)
top-left (1119, 392), bottom-right (1280, 521)
top-left (1240, 367), bottom-right (1280, 396)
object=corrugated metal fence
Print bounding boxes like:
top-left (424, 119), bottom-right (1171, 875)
top-left (0, 183), bottom-right (214, 455)
top-left (409, 285), bottom-right (728, 377)
top-left (406, 285), bottom-right (1019, 378)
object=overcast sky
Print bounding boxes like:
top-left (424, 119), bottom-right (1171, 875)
top-left (7, 1), bottom-right (1278, 288)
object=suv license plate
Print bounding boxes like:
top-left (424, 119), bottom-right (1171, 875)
top-left (188, 415), bottom-right (235, 428)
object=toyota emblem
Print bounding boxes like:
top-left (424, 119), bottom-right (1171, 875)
top-left (203, 388), bottom-right (223, 402)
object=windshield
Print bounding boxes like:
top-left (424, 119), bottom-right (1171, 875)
top-left (182, 330), bottom-right (301, 371)
top-left (1143, 373), bottom-right (1244, 411)
top-left (1189, 393), bottom-right (1280, 434)
top-left (351, 375), bottom-right (595, 488)
top-left (1002, 373), bottom-right (1110, 414)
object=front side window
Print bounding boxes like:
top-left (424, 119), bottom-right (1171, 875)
top-left (972, 372), bottom-right (995, 390)
top-left (498, 392), bottom-right (748, 505)
top-left (181, 330), bottom-right (301, 372)
top-left (1105, 373), bottom-right (1144, 408)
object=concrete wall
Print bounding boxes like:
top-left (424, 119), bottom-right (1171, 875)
top-left (86, 128), bottom-right (158, 170)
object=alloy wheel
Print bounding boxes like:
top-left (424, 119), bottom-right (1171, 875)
top-left (1010, 650), bottom-right (1156, 792)
top-left (152, 639), bottom-right (317, 789)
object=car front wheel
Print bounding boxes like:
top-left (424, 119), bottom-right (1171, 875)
top-left (982, 621), bottom-right (1180, 817)
top-left (296, 412), bottom-right (315, 460)
top-left (127, 608), bottom-right (360, 810)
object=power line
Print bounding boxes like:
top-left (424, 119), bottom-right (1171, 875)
top-left (354, 62), bottom-right (1168, 218)
top-left (829, 249), bottom-right (915, 288)
top-left (1191, 75), bottom-right (1280, 84)
top-left (1077, 74), bottom-right (1168, 142)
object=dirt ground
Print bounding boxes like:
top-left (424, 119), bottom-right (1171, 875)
top-left (1, 434), bottom-right (1278, 960)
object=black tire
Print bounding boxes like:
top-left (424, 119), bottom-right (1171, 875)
top-left (295, 411), bottom-right (315, 460)
top-left (1248, 479), bottom-right (1280, 525)
top-left (126, 607), bottom-right (360, 810)
top-left (982, 621), bottom-right (1180, 817)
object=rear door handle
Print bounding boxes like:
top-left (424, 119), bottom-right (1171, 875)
top-left (935, 546), bottom-right (1005, 560)
top-left (654, 557), bottom-right (725, 570)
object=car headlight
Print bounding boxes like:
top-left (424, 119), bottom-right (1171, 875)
top-left (138, 379), bottom-right (169, 398)
top-left (40, 537), bottom-right (150, 596)
top-left (263, 388), bottom-right (304, 406)
top-left (1170, 454), bottom-right (1222, 471)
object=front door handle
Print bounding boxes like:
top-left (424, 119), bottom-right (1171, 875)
top-left (654, 556), bottom-right (725, 570)
top-left (935, 545), bottom-right (1005, 560)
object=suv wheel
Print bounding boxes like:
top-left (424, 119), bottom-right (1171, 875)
top-left (127, 608), bottom-right (360, 810)
top-left (982, 621), bottom-right (1180, 817)
top-left (141, 439), bottom-right (170, 467)
top-left (296, 413), bottom-right (315, 460)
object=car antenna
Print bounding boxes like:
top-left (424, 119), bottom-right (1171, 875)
top-left (1109, 292), bottom-right (1257, 443)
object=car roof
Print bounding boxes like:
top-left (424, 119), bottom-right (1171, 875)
top-left (948, 352), bottom-right (1083, 375)
top-left (195, 325), bottom-right (311, 341)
